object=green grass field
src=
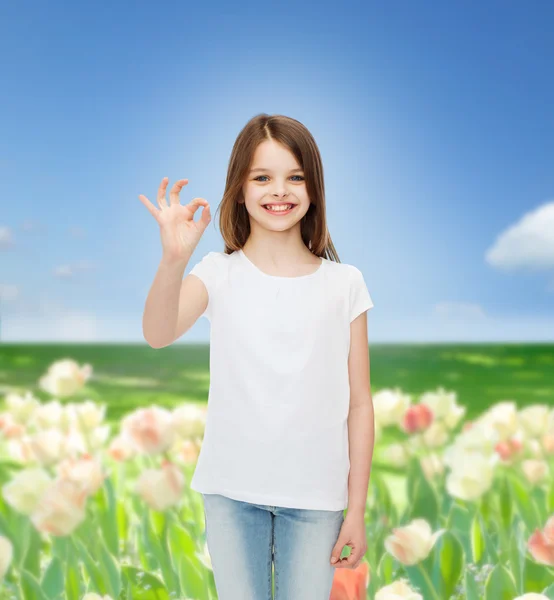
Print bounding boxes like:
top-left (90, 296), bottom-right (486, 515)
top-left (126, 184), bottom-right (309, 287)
top-left (1, 342), bottom-right (553, 424)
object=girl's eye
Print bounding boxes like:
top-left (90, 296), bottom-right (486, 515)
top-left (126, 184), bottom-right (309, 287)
top-left (254, 175), bottom-right (305, 182)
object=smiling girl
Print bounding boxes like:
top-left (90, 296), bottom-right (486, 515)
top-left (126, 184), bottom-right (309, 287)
top-left (140, 113), bottom-right (375, 599)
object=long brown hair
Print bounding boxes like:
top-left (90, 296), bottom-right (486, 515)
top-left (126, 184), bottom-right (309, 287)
top-left (214, 113), bottom-right (341, 263)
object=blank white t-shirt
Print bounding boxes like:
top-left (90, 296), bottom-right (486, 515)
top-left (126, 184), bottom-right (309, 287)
top-left (188, 248), bottom-right (374, 510)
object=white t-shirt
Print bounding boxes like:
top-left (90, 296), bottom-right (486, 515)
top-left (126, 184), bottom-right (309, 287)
top-left (188, 248), bottom-right (374, 511)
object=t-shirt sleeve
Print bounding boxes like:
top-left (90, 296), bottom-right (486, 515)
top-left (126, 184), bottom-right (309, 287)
top-left (348, 265), bottom-right (374, 323)
top-left (188, 251), bottom-right (222, 321)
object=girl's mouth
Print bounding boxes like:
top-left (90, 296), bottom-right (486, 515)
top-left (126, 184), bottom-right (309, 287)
top-left (262, 203), bottom-right (297, 215)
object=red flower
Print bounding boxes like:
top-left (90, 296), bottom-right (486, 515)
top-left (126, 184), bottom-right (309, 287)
top-left (329, 561), bottom-right (370, 600)
top-left (402, 404), bottom-right (433, 434)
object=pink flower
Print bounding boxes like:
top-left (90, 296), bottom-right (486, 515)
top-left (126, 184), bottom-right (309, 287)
top-left (401, 405), bottom-right (433, 434)
top-left (528, 515), bottom-right (554, 566)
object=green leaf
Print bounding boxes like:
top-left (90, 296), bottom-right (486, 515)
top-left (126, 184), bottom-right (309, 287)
top-left (41, 557), bottom-right (64, 600)
top-left (65, 539), bottom-right (82, 600)
top-left (523, 557), bottom-right (554, 593)
top-left (377, 552), bottom-right (396, 586)
top-left (121, 565), bottom-right (171, 600)
top-left (405, 457), bottom-right (440, 527)
top-left (74, 537), bottom-right (107, 594)
top-left (446, 499), bottom-right (475, 560)
top-left (98, 535), bottom-right (122, 599)
top-left (19, 568), bottom-right (49, 600)
top-left (433, 530), bottom-right (464, 600)
top-left (509, 475), bottom-right (543, 533)
top-left (470, 512), bottom-right (485, 564)
top-left (484, 564), bottom-right (517, 600)
top-left (97, 476), bottom-right (119, 557)
top-left (542, 583), bottom-right (554, 599)
top-left (498, 474), bottom-right (512, 531)
top-left (508, 516), bottom-right (526, 595)
top-left (464, 568), bottom-right (481, 600)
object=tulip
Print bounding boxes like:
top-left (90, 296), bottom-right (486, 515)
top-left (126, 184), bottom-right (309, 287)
top-left (527, 515), bottom-right (554, 566)
top-left (329, 561), bottom-right (370, 600)
top-left (402, 405), bottom-right (433, 434)
top-left (135, 461), bottom-right (184, 511)
top-left (384, 519), bottom-right (445, 565)
top-left (171, 403), bottom-right (207, 439)
top-left (375, 579), bottom-right (423, 600)
top-left (2, 467), bottom-right (53, 515)
top-left (30, 479), bottom-right (87, 536)
top-left (518, 405), bottom-right (551, 439)
top-left (56, 454), bottom-right (106, 496)
top-left (121, 406), bottom-right (175, 455)
top-left (521, 459), bottom-right (549, 486)
top-left (372, 389), bottom-right (412, 428)
top-left (38, 359), bottom-right (92, 398)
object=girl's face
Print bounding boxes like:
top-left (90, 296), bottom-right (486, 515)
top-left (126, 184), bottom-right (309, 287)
top-left (241, 139), bottom-right (311, 232)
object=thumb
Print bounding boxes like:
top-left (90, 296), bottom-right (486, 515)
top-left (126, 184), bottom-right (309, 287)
top-left (330, 539), bottom-right (345, 564)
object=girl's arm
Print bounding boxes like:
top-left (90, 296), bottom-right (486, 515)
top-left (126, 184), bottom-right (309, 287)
top-left (142, 256), bottom-right (208, 348)
top-left (346, 311), bottom-right (375, 518)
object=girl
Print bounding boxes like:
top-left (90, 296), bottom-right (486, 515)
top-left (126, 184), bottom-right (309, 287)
top-left (140, 114), bottom-right (375, 599)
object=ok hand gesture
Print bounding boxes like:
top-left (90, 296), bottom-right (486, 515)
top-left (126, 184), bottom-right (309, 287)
top-left (139, 177), bottom-right (211, 266)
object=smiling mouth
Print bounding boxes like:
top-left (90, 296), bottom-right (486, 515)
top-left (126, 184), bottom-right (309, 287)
top-left (262, 203), bottom-right (297, 214)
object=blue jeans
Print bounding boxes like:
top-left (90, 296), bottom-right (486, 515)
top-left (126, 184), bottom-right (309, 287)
top-left (201, 493), bottom-right (345, 600)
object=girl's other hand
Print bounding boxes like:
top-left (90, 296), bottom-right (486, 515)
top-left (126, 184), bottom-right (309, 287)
top-left (138, 177), bottom-right (211, 265)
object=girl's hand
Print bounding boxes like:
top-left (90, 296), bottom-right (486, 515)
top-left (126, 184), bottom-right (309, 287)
top-left (330, 513), bottom-right (368, 569)
top-left (139, 177), bottom-right (211, 265)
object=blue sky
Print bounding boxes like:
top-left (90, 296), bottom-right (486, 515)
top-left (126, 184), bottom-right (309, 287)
top-left (1, 0), bottom-right (553, 343)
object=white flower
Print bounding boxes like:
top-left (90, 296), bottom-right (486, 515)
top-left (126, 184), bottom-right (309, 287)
top-left (108, 433), bottom-right (137, 462)
top-left (420, 453), bottom-right (444, 481)
top-left (2, 467), bottom-right (53, 515)
top-left (39, 359), bottom-right (92, 398)
top-left (28, 429), bottom-right (69, 466)
top-left (479, 401), bottom-right (519, 441)
top-left (30, 479), bottom-right (87, 536)
top-left (382, 443), bottom-right (410, 468)
top-left (73, 400), bottom-right (106, 431)
top-left (422, 421), bottom-right (449, 448)
top-left (419, 387), bottom-right (466, 430)
top-left (121, 406), bottom-right (175, 455)
top-left (32, 400), bottom-right (64, 430)
top-left (384, 519), bottom-right (445, 565)
top-left (56, 454), bottom-right (106, 496)
top-left (521, 459), bottom-right (549, 486)
top-left (171, 403), bottom-right (207, 439)
top-left (445, 451), bottom-right (496, 501)
top-left (518, 405), bottom-right (551, 439)
top-left (373, 389), bottom-right (412, 428)
top-left (375, 579), bottom-right (423, 600)
top-left (135, 462), bottom-right (184, 511)
top-left (4, 391), bottom-right (40, 425)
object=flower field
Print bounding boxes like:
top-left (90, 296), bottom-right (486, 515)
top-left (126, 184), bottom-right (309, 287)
top-left (0, 344), bottom-right (553, 599)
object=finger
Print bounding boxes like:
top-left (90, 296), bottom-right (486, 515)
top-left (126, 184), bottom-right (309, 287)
top-left (157, 177), bottom-right (169, 209)
top-left (187, 198), bottom-right (211, 223)
top-left (335, 549), bottom-right (362, 569)
top-left (138, 194), bottom-right (160, 221)
top-left (169, 178), bottom-right (189, 205)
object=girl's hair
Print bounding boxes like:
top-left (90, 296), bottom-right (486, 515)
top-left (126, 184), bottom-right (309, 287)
top-left (216, 113), bottom-right (340, 262)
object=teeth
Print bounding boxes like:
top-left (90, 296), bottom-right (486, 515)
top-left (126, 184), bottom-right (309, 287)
top-left (264, 204), bottom-right (293, 212)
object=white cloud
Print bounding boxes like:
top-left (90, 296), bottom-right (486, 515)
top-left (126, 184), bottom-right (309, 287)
top-left (485, 201), bottom-right (554, 271)
top-left (0, 226), bottom-right (14, 248)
